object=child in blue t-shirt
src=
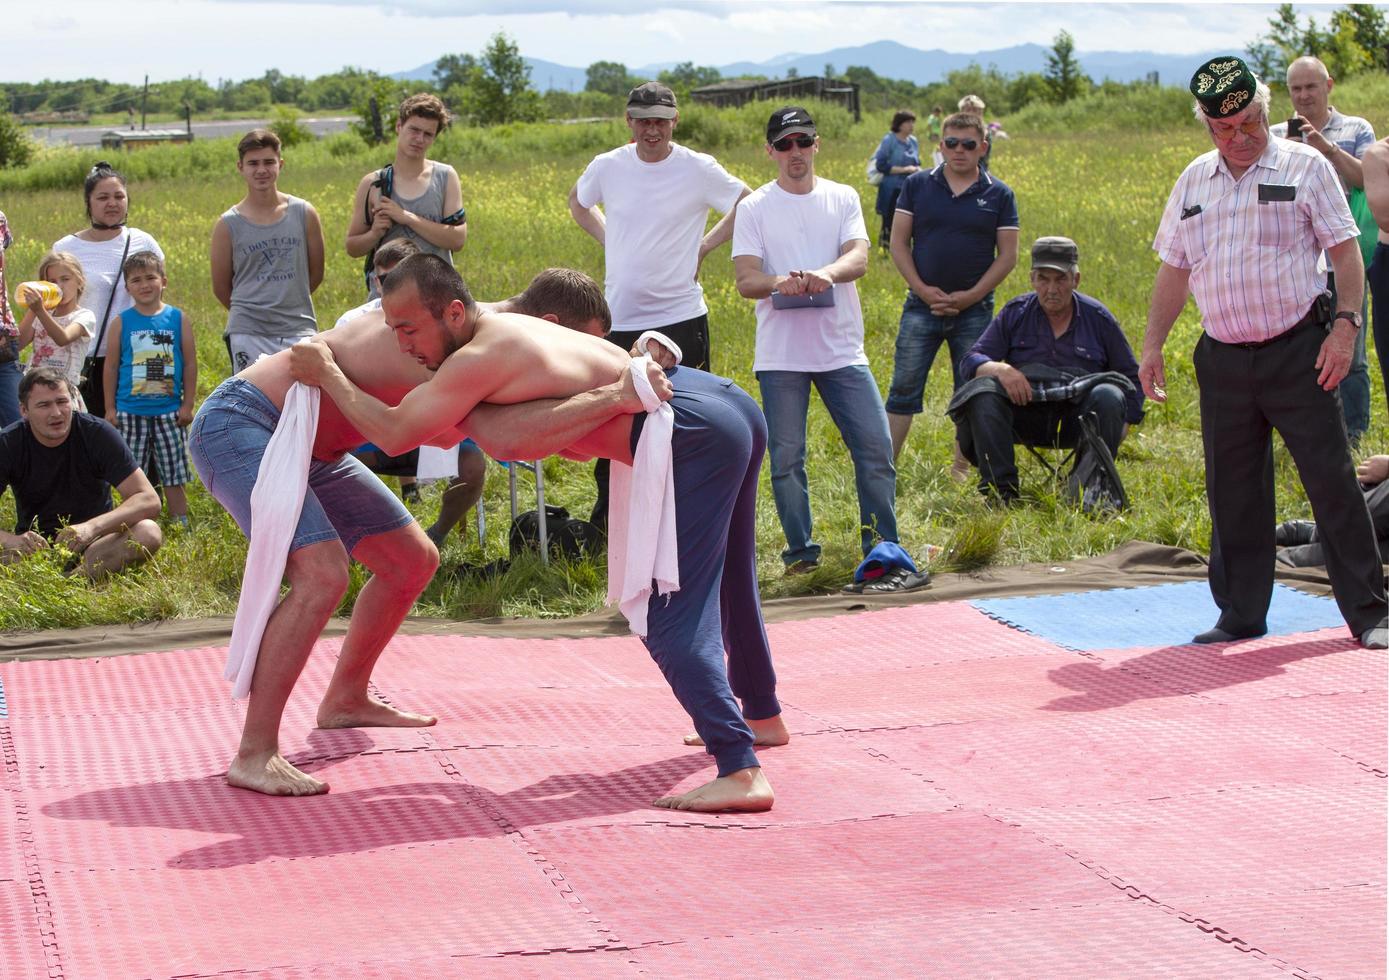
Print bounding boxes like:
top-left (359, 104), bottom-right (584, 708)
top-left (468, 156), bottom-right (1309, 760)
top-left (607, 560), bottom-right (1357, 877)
top-left (102, 251), bottom-right (197, 527)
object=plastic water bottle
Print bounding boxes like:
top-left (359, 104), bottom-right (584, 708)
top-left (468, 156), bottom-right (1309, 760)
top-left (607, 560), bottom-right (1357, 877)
top-left (14, 281), bottom-right (62, 312)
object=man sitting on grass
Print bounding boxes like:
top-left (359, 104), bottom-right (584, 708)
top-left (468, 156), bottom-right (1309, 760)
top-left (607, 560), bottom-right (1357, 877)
top-left (0, 367), bottom-right (162, 578)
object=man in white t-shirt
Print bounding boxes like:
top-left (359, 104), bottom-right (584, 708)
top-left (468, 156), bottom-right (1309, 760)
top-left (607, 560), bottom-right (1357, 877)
top-left (569, 81), bottom-right (749, 370)
top-left (733, 106), bottom-right (900, 575)
top-left (570, 80), bottom-right (750, 528)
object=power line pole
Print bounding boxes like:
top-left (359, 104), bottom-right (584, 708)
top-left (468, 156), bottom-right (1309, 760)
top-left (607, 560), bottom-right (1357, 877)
top-left (141, 74), bottom-right (149, 131)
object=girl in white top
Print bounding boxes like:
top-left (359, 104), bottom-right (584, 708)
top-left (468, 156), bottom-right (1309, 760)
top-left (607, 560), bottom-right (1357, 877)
top-left (18, 251), bottom-right (97, 412)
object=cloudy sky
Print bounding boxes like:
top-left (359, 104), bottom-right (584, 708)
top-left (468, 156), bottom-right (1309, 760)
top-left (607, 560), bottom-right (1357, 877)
top-left (15, 1), bottom-right (1330, 86)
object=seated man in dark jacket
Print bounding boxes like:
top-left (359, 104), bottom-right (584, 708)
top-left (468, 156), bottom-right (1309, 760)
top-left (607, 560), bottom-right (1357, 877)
top-left (950, 236), bottom-right (1144, 502)
top-left (0, 367), bottom-right (162, 578)
top-left (1277, 454), bottom-right (1389, 567)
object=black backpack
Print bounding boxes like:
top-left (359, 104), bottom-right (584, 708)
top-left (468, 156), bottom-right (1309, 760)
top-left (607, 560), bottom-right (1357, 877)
top-left (509, 505), bottom-right (604, 560)
top-left (1065, 413), bottom-right (1129, 515)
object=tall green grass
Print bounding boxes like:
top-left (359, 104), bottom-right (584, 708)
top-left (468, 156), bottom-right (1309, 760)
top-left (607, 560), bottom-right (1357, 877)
top-left (0, 93), bottom-right (1382, 632)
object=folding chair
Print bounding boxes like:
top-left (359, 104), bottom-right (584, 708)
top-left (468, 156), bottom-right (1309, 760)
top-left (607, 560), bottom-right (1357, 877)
top-left (497, 458), bottom-right (549, 564)
top-left (1019, 439), bottom-right (1077, 483)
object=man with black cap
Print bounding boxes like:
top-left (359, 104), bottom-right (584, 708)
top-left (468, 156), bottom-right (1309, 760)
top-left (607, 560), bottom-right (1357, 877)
top-left (732, 106), bottom-right (902, 578)
top-left (1141, 56), bottom-right (1386, 650)
top-left (953, 236), bottom-right (1143, 503)
top-left (568, 81), bottom-right (749, 370)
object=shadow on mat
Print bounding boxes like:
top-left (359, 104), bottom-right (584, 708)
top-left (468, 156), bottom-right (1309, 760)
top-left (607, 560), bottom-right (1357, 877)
top-left (41, 731), bottom-right (715, 870)
top-left (1041, 636), bottom-right (1356, 712)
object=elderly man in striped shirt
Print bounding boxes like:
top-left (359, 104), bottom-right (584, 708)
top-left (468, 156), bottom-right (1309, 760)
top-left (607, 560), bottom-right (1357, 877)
top-left (1139, 56), bottom-right (1386, 651)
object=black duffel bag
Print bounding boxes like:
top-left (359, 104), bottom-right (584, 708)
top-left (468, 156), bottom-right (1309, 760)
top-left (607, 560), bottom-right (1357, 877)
top-left (509, 504), bottom-right (604, 560)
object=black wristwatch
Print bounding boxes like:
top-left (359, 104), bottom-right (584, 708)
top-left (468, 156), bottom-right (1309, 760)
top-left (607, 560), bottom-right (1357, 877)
top-left (1333, 310), bottom-right (1362, 330)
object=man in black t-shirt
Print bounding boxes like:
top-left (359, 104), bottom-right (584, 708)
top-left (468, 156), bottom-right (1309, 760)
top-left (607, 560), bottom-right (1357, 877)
top-left (0, 367), bottom-right (162, 578)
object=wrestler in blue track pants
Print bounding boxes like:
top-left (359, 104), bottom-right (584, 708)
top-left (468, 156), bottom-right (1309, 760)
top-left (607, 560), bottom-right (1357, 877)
top-left (634, 366), bottom-right (781, 777)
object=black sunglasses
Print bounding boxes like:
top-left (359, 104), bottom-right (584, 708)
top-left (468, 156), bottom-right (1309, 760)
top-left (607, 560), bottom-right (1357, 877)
top-left (943, 137), bottom-right (979, 150)
top-left (772, 135), bottom-right (816, 151)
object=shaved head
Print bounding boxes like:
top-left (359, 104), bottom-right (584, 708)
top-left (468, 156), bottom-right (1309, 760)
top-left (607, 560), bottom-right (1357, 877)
top-left (1286, 56), bottom-right (1330, 83)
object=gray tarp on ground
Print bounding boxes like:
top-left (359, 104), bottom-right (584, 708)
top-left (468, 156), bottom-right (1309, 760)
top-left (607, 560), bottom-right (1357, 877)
top-left (0, 540), bottom-right (1358, 662)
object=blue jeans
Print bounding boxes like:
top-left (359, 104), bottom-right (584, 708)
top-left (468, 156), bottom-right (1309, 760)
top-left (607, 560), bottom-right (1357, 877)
top-left (1341, 300), bottom-right (1369, 442)
top-left (1372, 244), bottom-right (1389, 408)
top-left (885, 292), bottom-right (994, 415)
top-left (189, 377), bottom-right (414, 555)
top-left (758, 364), bottom-right (898, 565)
top-left (0, 359), bottom-right (19, 428)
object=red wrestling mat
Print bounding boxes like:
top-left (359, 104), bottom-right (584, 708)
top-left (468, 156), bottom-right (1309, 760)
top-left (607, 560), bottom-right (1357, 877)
top-left (0, 602), bottom-right (1383, 978)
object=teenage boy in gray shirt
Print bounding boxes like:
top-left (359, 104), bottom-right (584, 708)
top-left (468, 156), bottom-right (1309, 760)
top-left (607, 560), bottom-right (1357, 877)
top-left (210, 129), bottom-right (326, 373)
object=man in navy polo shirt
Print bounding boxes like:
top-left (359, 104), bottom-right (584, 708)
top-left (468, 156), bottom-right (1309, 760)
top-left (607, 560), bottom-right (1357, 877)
top-left (886, 111), bottom-right (1019, 475)
top-left (954, 237), bottom-right (1143, 502)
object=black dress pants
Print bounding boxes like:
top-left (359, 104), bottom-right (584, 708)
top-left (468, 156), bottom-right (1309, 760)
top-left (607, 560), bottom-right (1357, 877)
top-left (1194, 323), bottom-right (1386, 637)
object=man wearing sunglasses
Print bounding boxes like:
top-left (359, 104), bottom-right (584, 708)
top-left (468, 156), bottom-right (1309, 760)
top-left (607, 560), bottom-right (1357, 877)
top-left (1142, 56), bottom-right (1385, 650)
top-left (885, 112), bottom-right (1019, 476)
top-left (732, 106), bottom-right (901, 578)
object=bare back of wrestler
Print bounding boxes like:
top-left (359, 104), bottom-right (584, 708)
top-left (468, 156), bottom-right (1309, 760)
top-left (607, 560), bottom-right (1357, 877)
top-left (285, 281), bottom-right (662, 466)
top-left (241, 306), bottom-right (642, 465)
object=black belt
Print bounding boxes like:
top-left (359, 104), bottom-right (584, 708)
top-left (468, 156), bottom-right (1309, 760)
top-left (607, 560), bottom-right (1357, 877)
top-left (1223, 309), bottom-right (1320, 350)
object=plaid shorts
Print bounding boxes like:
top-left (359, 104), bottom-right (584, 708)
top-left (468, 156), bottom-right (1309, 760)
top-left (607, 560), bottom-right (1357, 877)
top-left (117, 411), bottom-right (191, 485)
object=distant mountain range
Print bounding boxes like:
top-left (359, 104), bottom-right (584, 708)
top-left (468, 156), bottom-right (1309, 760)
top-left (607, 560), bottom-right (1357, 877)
top-left (394, 39), bottom-right (1230, 91)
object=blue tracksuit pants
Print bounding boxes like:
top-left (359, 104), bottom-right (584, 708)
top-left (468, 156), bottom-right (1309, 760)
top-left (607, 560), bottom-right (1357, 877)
top-left (633, 366), bottom-right (781, 776)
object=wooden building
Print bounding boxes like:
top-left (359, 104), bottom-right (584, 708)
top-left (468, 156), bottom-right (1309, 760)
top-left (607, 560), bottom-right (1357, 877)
top-left (691, 76), bottom-right (861, 122)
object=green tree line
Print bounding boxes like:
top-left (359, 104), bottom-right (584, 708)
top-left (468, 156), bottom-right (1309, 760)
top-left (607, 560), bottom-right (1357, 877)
top-left (3, 4), bottom-right (1386, 166)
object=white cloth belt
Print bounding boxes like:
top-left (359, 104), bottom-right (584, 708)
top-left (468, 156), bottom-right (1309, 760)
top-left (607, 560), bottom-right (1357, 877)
top-left (224, 379), bottom-right (320, 699)
top-left (606, 353), bottom-right (678, 637)
top-left (633, 330), bottom-right (683, 365)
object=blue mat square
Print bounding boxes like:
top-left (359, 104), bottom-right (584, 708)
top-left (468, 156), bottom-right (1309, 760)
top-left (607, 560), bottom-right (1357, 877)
top-left (971, 581), bottom-right (1344, 651)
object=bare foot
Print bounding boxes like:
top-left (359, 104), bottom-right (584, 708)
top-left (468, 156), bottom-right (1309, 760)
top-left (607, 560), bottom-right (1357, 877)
top-left (316, 695), bottom-right (438, 730)
top-left (654, 766), bottom-right (774, 812)
top-left (684, 714), bottom-right (790, 748)
top-left (227, 751), bottom-right (328, 796)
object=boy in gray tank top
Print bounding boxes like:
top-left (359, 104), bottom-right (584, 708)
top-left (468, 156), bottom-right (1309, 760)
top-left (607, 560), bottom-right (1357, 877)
top-left (346, 93), bottom-right (467, 298)
top-left (210, 129), bottom-right (326, 373)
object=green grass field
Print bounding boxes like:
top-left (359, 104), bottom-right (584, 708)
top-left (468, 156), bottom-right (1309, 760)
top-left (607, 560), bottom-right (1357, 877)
top-left (1, 88), bottom-right (1384, 632)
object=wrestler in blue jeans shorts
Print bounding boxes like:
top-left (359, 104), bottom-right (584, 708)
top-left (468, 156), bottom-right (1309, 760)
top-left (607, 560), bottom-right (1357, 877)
top-left (188, 376), bottom-right (414, 553)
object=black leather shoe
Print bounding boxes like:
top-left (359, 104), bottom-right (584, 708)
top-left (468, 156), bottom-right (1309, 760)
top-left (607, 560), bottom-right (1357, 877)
top-left (1192, 625), bottom-right (1266, 644)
